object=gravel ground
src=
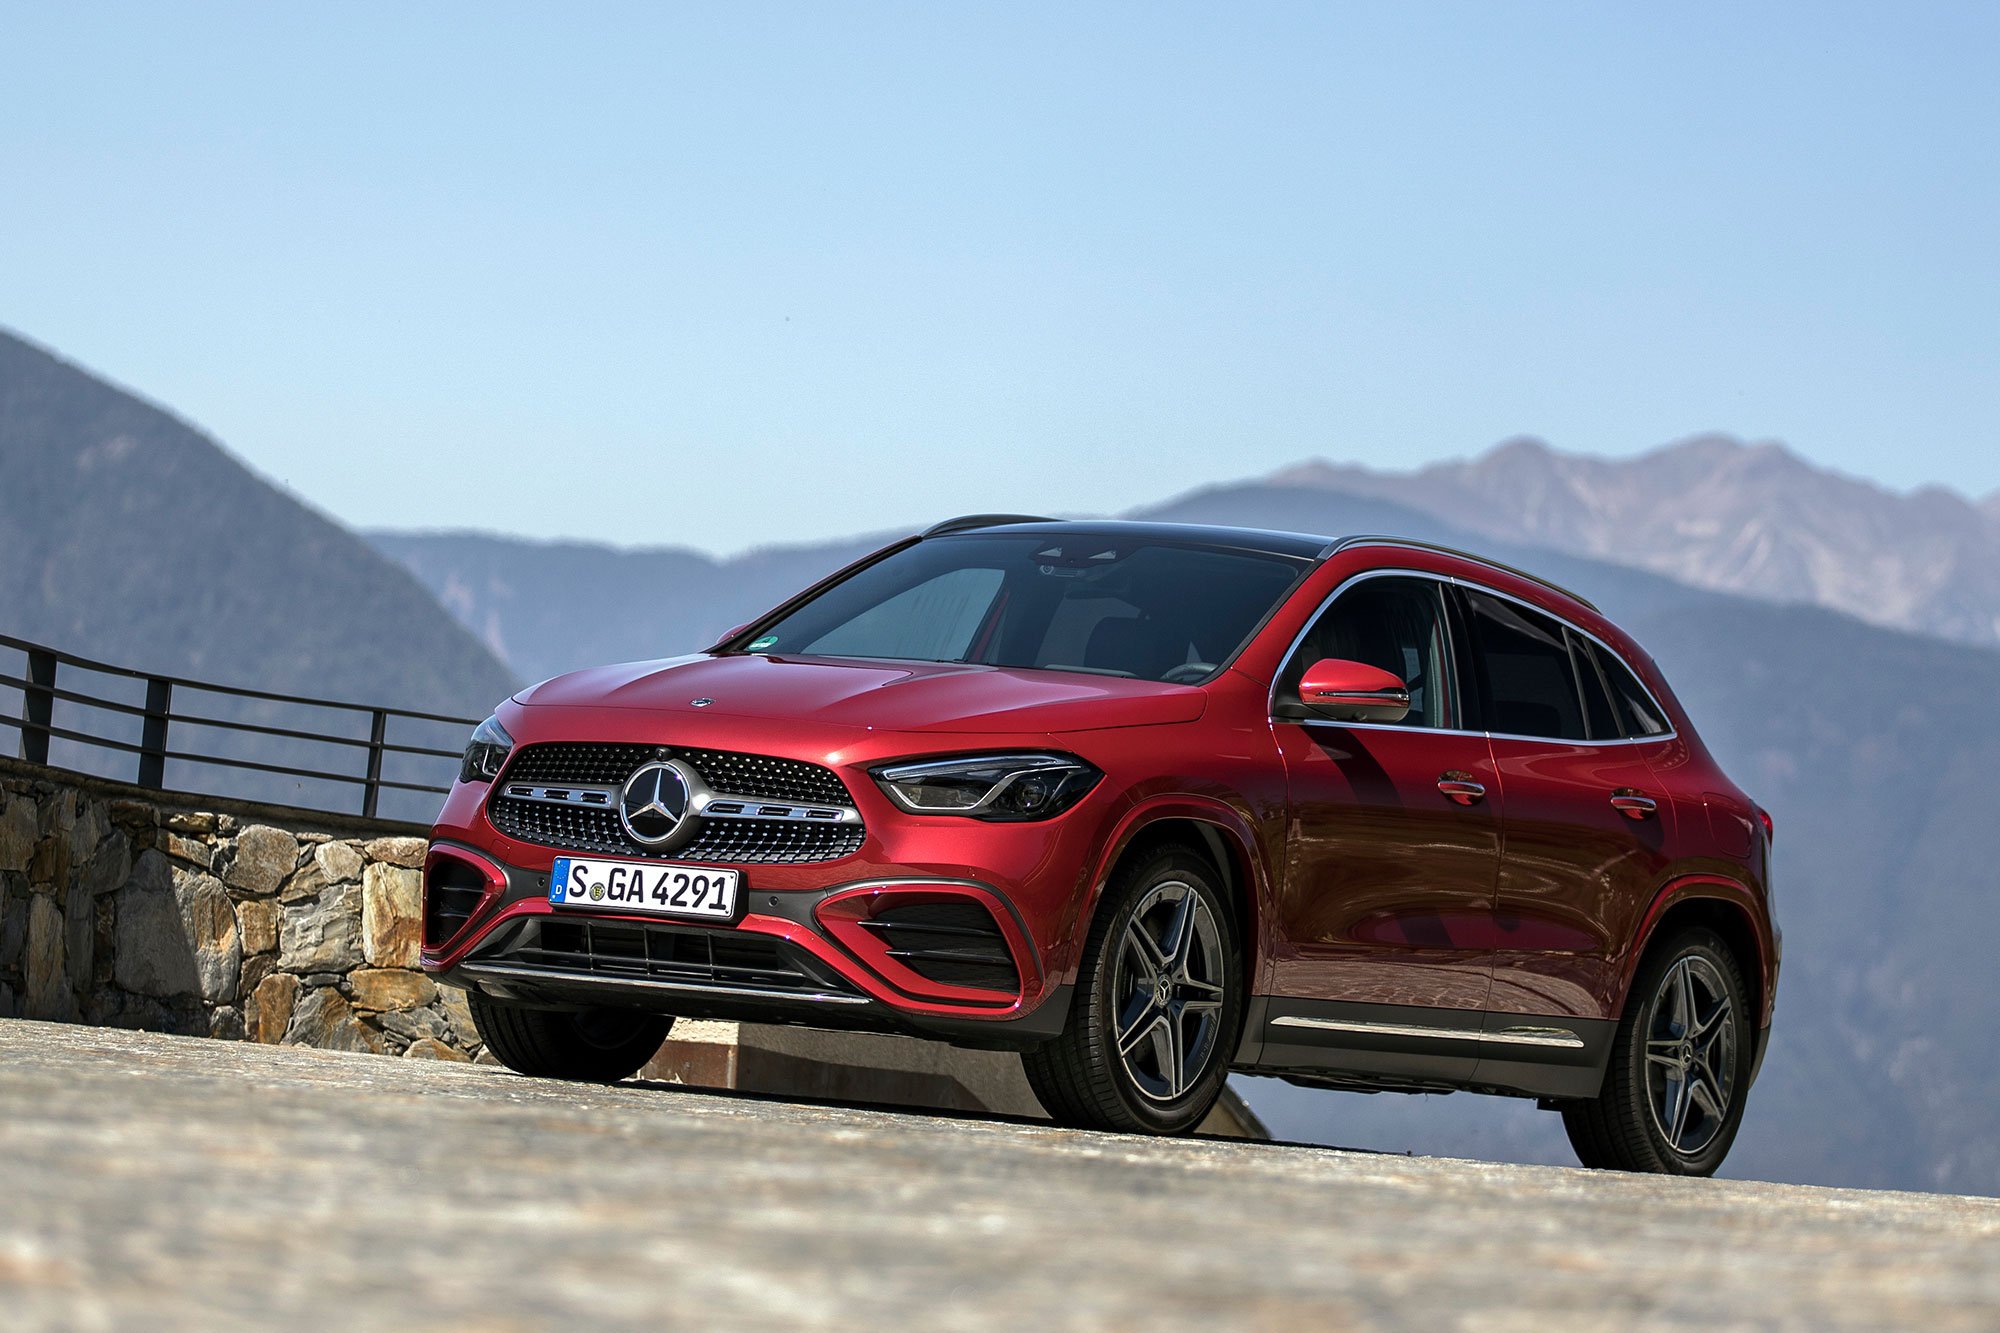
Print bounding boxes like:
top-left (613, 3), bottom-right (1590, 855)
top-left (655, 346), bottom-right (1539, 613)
top-left (1, 1018), bottom-right (1996, 1331)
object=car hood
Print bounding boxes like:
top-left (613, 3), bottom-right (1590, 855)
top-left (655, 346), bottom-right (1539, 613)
top-left (513, 654), bottom-right (1205, 734)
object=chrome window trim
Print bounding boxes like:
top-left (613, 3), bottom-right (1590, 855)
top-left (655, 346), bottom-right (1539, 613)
top-left (1266, 567), bottom-right (1677, 747)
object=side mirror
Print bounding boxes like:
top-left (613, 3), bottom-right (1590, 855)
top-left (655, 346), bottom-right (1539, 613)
top-left (1296, 658), bottom-right (1411, 724)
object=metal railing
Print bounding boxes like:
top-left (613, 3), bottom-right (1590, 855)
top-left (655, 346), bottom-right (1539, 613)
top-left (0, 633), bottom-right (480, 817)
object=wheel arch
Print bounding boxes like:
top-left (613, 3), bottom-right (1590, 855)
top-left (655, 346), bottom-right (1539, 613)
top-left (1623, 877), bottom-right (1773, 1030)
top-left (1076, 800), bottom-right (1270, 989)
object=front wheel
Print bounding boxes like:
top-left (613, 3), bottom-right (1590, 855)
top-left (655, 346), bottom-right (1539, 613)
top-left (469, 992), bottom-right (671, 1082)
top-left (1562, 928), bottom-right (1754, 1175)
top-left (1022, 844), bottom-right (1243, 1134)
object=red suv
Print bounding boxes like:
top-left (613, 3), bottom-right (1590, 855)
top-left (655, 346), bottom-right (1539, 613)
top-left (426, 518), bottom-right (1777, 1175)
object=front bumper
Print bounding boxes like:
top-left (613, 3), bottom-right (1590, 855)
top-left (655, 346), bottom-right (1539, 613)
top-left (421, 837), bottom-right (1075, 1050)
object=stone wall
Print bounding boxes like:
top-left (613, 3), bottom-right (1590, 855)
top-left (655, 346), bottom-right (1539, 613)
top-left (0, 758), bottom-right (483, 1062)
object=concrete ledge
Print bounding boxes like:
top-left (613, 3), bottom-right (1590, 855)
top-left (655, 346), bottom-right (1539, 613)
top-left (646, 1019), bottom-right (1270, 1138)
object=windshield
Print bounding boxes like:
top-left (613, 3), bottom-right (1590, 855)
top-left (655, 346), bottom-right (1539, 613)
top-left (742, 534), bottom-right (1308, 684)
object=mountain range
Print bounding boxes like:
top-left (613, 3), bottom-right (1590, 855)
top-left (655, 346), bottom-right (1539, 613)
top-left (1273, 436), bottom-right (2000, 650)
top-left (0, 329), bottom-right (517, 817)
top-left (4, 326), bottom-right (1995, 1195)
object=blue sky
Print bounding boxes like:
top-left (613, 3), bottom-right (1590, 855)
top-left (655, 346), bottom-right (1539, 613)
top-left (3, 3), bottom-right (1995, 552)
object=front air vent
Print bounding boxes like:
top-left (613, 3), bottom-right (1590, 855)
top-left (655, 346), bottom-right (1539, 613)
top-left (859, 902), bottom-right (1020, 994)
top-left (424, 857), bottom-right (489, 946)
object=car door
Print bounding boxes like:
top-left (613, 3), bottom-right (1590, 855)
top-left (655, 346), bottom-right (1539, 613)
top-left (1455, 586), bottom-right (1676, 1028)
top-left (1269, 575), bottom-right (1502, 1047)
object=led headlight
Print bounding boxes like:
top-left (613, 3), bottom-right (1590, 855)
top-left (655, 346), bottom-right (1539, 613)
top-left (871, 753), bottom-right (1102, 821)
top-left (459, 715), bottom-right (514, 784)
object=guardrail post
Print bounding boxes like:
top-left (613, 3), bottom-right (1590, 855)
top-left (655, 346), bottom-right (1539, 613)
top-left (138, 677), bottom-right (172, 788)
top-left (362, 709), bottom-right (387, 818)
top-left (20, 649), bottom-right (55, 765)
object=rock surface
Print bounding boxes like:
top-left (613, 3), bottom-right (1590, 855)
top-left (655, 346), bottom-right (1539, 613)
top-left (0, 772), bottom-right (486, 1063)
top-left (1, 1020), bottom-right (1997, 1330)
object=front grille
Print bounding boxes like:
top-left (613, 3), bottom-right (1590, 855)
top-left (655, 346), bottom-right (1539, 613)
top-left (487, 741), bottom-right (865, 865)
top-left (861, 901), bottom-right (1020, 994)
top-left (501, 742), bottom-right (852, 805)
top-left (495, 917), bottom-right (858, 998)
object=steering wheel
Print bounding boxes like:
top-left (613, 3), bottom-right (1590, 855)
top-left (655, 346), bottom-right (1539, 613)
top-left (1160, 662), bottom-right (1217, 684)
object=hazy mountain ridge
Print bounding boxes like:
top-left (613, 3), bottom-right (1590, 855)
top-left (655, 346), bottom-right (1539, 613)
top-left (1272, 436), bottom-right (2000, 649)
top-left (0, 329), bottom-right (518, 816)
top-left (367, 529), bottom-right (897, 688)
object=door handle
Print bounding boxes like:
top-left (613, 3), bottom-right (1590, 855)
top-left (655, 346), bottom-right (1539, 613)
top-left (1437, 772), bottom-right (1486, 806)
top-left (1610, 789), bottom-right (1658, 820)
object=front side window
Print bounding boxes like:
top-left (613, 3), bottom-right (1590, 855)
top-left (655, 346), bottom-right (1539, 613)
top-left (746, 535), bottom-right (1307, 684)
top-left (1461, 588), bottom-right (1587, 741)
top-left (1278, 576), bottom-right (1458, 729)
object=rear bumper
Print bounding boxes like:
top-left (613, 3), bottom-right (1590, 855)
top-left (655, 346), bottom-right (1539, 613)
top-left (421, 838), bottom-right (1074, 1050)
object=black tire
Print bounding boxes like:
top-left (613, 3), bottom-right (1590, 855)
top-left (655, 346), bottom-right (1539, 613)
top-left (1563, 927), bottom-right (1754, 1175)
top-left (1022, 843), bottom-right (1244, 1134)
top-left (469, 992), bottom-right (672, 1082)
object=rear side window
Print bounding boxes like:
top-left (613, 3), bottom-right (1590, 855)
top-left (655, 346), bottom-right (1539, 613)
top-left (1460, 588), bottom-right (1587, 741)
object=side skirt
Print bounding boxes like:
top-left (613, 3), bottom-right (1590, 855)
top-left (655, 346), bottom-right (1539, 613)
top-left (1234, 995), bottom-right (1615, 1100)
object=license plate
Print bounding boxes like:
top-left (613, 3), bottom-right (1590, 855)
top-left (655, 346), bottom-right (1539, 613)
top-left (549, 856), bottom-right (740, 921)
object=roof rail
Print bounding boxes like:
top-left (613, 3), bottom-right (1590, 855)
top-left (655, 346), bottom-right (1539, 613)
top-left (1326, 535), bottom-right (1600, 612)
top-left (921, 513), bottom-right (1057, 538)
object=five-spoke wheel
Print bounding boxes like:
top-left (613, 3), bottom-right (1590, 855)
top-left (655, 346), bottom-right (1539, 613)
top-left (1563, 928), bottom-right (1753, 1174)
top-left (1023, 843), bottom-right (1242, 1134)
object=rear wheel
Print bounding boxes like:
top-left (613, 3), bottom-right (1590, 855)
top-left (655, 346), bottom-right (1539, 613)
top-left (1022, 844), bottom-right (1242, 1134)
top-left (1563, 928), bottom-right (1753, 1175)
top-left (469, 992), bottom-right (672, 1082)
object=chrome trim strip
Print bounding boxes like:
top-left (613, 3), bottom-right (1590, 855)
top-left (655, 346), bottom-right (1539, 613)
top-left (1269, 1014), bottom-right (1586, 1050)
top-left (498, 780), bottom-right (862, 825)
top-left (503, 783), bottom-right (618, 807)
top-left (457, 961), bottom-right (873, 1007)
top-left (690, 789), bottom-right (863, 825)
top-left (1265, 567), bottom-right (1677, 748)
top-left (1486, 1026), bottom-right (1590, 1050)
top-left (1325, 535), bottom-right (1600, 611)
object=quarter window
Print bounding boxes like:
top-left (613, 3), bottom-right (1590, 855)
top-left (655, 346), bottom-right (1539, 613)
top-left (1279, 577), bottom-right (1457, 729)
top-left (1589, 640), bottom-right (1671, 737)
top-left (1569, 629), bottom-right (1622, 741)
top-left (1461, 588), bottom-right (1587, 741)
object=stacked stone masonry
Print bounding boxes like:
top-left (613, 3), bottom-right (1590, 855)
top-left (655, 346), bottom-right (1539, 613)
top-left (0, 768), bottom-right (485, 1063)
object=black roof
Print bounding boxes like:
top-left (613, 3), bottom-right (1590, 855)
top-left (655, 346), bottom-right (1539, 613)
top-left (918, 515), bottom-right (1598, 609)
top-left (922, 517), bottom-right (1333, 561)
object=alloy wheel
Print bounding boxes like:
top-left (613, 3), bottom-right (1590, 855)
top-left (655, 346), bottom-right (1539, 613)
top-left (1111, 880), bottom-right (1226, 1102)
top-left (1644, 954), bottom-right (1739, 1156)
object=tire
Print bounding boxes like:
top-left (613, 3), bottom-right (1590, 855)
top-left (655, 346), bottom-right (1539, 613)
top-left (1562, 927), bottom-right (1755, 1175)
top-left (1022, 843), bottom-right (1244, 1134)
top-left (469, 992), bottom-right (672, 1082)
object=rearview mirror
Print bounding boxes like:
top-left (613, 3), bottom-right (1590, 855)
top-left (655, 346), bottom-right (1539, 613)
top-left (1296, 658), bottom-right (1411, 724)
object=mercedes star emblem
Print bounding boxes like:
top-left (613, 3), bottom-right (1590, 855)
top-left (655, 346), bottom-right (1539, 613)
top-left (619, 760), bottom-right (692, 847)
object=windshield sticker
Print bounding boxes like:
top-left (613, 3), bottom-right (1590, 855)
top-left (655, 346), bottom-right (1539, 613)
top-left (748, 635), bottom-right (779, 651)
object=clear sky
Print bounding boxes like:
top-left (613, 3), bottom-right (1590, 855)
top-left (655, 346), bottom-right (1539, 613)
top-left (3, 3), bottom-right (1995, 553)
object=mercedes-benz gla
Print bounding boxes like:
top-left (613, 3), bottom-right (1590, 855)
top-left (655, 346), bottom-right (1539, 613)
top-left (426, 517), bottom-right (1778, 1175)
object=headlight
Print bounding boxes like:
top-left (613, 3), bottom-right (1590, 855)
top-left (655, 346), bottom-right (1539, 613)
top-left (871, 753), bottom-right (1102, 821)
top-left (459, 715), bottom-right (514, 784)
